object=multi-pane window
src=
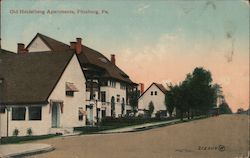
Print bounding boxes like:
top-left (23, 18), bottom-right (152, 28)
top-left (65, 82), bottom-right (78, 97)
top-left (12, 107), bottom-right (26, 120)
top-left (110, 80), bottom-right (116, 88)
top-left (100, 91), bottom-right (106, 102)
top-left (66, 91), bottom-right (74, 96)
top-left (151, 91), bottom-right (153, 95)
top-left (29, 106), bottom-right (42, 120)
top-left (120, 83), bottom-right (126, 90)
top-left (155, 91), bottom-right (157, 95)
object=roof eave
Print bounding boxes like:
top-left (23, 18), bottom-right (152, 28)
top-left (0, 100), bottom-right (48, 106)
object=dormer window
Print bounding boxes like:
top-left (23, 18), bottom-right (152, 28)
top-left (65, 82), bottom-right (79, 97)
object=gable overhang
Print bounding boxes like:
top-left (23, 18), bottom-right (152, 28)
top-left (138, 82), bottom-right (166, 99)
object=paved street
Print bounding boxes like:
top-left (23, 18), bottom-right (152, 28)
top-left (28, 115), bottom-right (248, 158)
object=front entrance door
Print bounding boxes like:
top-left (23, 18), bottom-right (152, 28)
top-left (52, 103), bottom-right (60, 128)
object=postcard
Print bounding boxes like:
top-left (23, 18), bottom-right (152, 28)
top-left (0, 0), bottom-right (249, 158)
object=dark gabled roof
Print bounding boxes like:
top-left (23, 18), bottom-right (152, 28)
top-left (78, 45), bottom-right (134, 84)
top-left (154, 83), bottom-right (167, 94)
top-left (0, 51), bottom-right (74, 105)
top-left (0, 48), bottom-right (16, 56)
top-left (28, 33), bottom-right (135, 84)
top-left (139, 82), bottom-right (167, 99)
top-left (27, 33), bottom-right (70, 52)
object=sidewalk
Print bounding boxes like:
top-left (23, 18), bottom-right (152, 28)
top-left (0, 143), bottom-right (54, 158)
top-left (99, 118), bottom-right (182, 134)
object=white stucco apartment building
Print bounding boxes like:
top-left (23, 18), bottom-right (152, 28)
top-left (24, 33), bottom-right (137, 123)
top-left (0, 33), bottom-right (138, 136)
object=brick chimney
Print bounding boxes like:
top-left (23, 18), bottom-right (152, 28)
top-left (139, 83), bottom-right (144, 94)
top-left (76, 38), bottom-right (82, 54)
top-left (111, 54), bottom-right (116, 65)
top-left (17, 43), bottom-right (28, 54)
top-left (70, 42), bottom-right (76, 50)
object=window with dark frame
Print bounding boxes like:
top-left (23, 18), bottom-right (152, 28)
top-left (29, 106), bottom-right (42, 120)
top-left (100, 91), bottom-right (106, 102)
top-left (66, 82), bottom-right (78, 97)
top-left (120, 83), bottom-right (126, 90)
top-left (66, 91), bottom-right (74, 96)
top-left (12, 107), bottom-right (26, 120)
top-left (155, 91), bottom-right (157, 95)
top-left (151, 91), bottom-right (153, 95)
top-left (110, 80), bottom-right (116, 88)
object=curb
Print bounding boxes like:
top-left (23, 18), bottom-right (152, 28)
top-left (1, 145), bottom-right (55, 158)
top-left (98, 120), bottom-right (181, 134)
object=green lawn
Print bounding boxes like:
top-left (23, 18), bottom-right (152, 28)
top-left (75, 115), bottom-right (208, 134)
top-left (0, 134), bottom-right (60, 145)
top-left (75, 119), bottom-right (171, 134)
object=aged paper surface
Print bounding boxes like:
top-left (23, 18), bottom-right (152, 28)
top-left (0, 0), bottom-right (249, 158)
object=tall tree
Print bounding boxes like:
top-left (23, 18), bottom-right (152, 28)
top-left (187, 67), bottom-right (216, 115)
top-left (129, 90), bottom-right (140, 115)
top-left (165, 67), bottom-right (222, 119)
top-left (165, 84), bottom-right (175, 117)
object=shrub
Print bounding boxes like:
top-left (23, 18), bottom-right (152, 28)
top-left (148, 101), bottom-right (155, 117)
top-left (13, 128), bottom-right (19, 136)
top-left (155, 110), bottom-right (167, 120)
top-left (27, 128), bottom-right (32, 136)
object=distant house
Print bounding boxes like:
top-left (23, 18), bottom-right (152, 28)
top-left (0, 49), bottom-right (86, 136)
top-left (138, 83), bottom-right (168, 117)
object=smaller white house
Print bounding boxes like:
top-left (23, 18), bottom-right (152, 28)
top-left (138, 83), bottom-right (168, 117)
top-left (0, 50), bottom-right (86, 137)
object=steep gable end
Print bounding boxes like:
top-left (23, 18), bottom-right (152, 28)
top-left (139, 82), bottom-right (167, 99)
top-left (27, 33), bottom-right (70, 52)
top-left (27, 35), bottom-right (51, 52)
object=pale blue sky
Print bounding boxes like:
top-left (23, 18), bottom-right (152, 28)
top-left (1, 0), bottom-right (249, 111)
top-left (1, 0), bottom-right (249, 53)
